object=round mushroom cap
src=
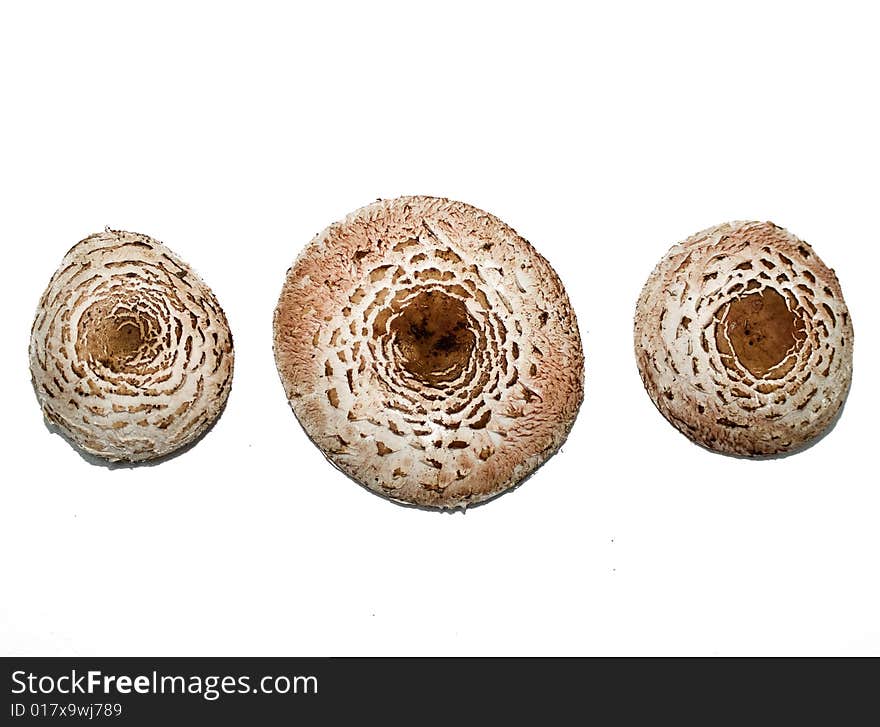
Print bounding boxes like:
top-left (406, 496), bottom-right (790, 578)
top-left (274, 196), bottom-right (584, 509)
top-left (634, 221), bottom-right (853, 456)
top-left (29, 229), bottom-right (234, 462)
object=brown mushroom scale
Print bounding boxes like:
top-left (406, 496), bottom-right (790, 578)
top-left (715, 289), bottom-right (806, 378)
top-left (389, 291), bottom-right (475, 384)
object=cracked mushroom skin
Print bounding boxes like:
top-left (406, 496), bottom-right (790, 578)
top-left (274, 196), bottom-right (584, 509)
top-left (29, 229), bottom-right (234, 462)
top-left (634, 221), bottom-right (853, 456)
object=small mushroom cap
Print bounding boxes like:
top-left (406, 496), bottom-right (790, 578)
top-left (274, 196), bottom-right (584, 509)
top-left (29, 229), bottom-right (234, 462)
top-left (634, 221), bottom-right (853, 456)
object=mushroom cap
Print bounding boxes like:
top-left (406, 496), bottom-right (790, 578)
top-left (634, 221), bottom-right (853, 456)
top-left (29, 229), bottom-right (234, 462)
top-left (274, 196), bottom-right (584, 508)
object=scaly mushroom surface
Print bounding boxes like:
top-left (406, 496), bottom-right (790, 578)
top-left (274, 196), bottom-right (584, 508)
top-left (634, 221), bottom-right (853, 456)
top-left (30, 229), bottom-right (234, 462)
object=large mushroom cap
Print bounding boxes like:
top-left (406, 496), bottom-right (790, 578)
top-left (634, 221), bottom-right (853, 456)
top-left (274, 196), bottom-right (584, 509)
top-left (29, 229), bottom-right (234, 462)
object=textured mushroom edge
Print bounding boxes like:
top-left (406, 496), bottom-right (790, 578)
top-left (29, 229), bottom-right (234, 462)
top-left (274, 196), bottom-right (584, 509)
top-left (634, 221), bottom-right (853, 456)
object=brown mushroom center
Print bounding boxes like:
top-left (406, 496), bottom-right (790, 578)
top-left (715, 288), bottom-right (805, 378)
top-left (390, 291), bottom-right (475, 383)
top-left (111, 322), bottom-right (145, 355)
top-left (79, 301), bottom-right (159, 372)
top-left (89, 318), bottom-right (146, 364)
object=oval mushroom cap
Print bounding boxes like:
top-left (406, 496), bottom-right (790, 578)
top-left (634, 221), bottom-right (853, 456)
top-left (29, 229), bottom-right (234, 462)
top-left (274, 196), bottom-right (584, 509)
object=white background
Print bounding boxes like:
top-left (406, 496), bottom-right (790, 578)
top-left (1, 1), bottom-right (877, 656)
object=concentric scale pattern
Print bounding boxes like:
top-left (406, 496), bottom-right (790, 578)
top-left (274, 197), bottom-right (584, 508)
top-left (30, 229), bottom-right (234, 462)
top-left (634, 221), bottom-right (853, 455)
